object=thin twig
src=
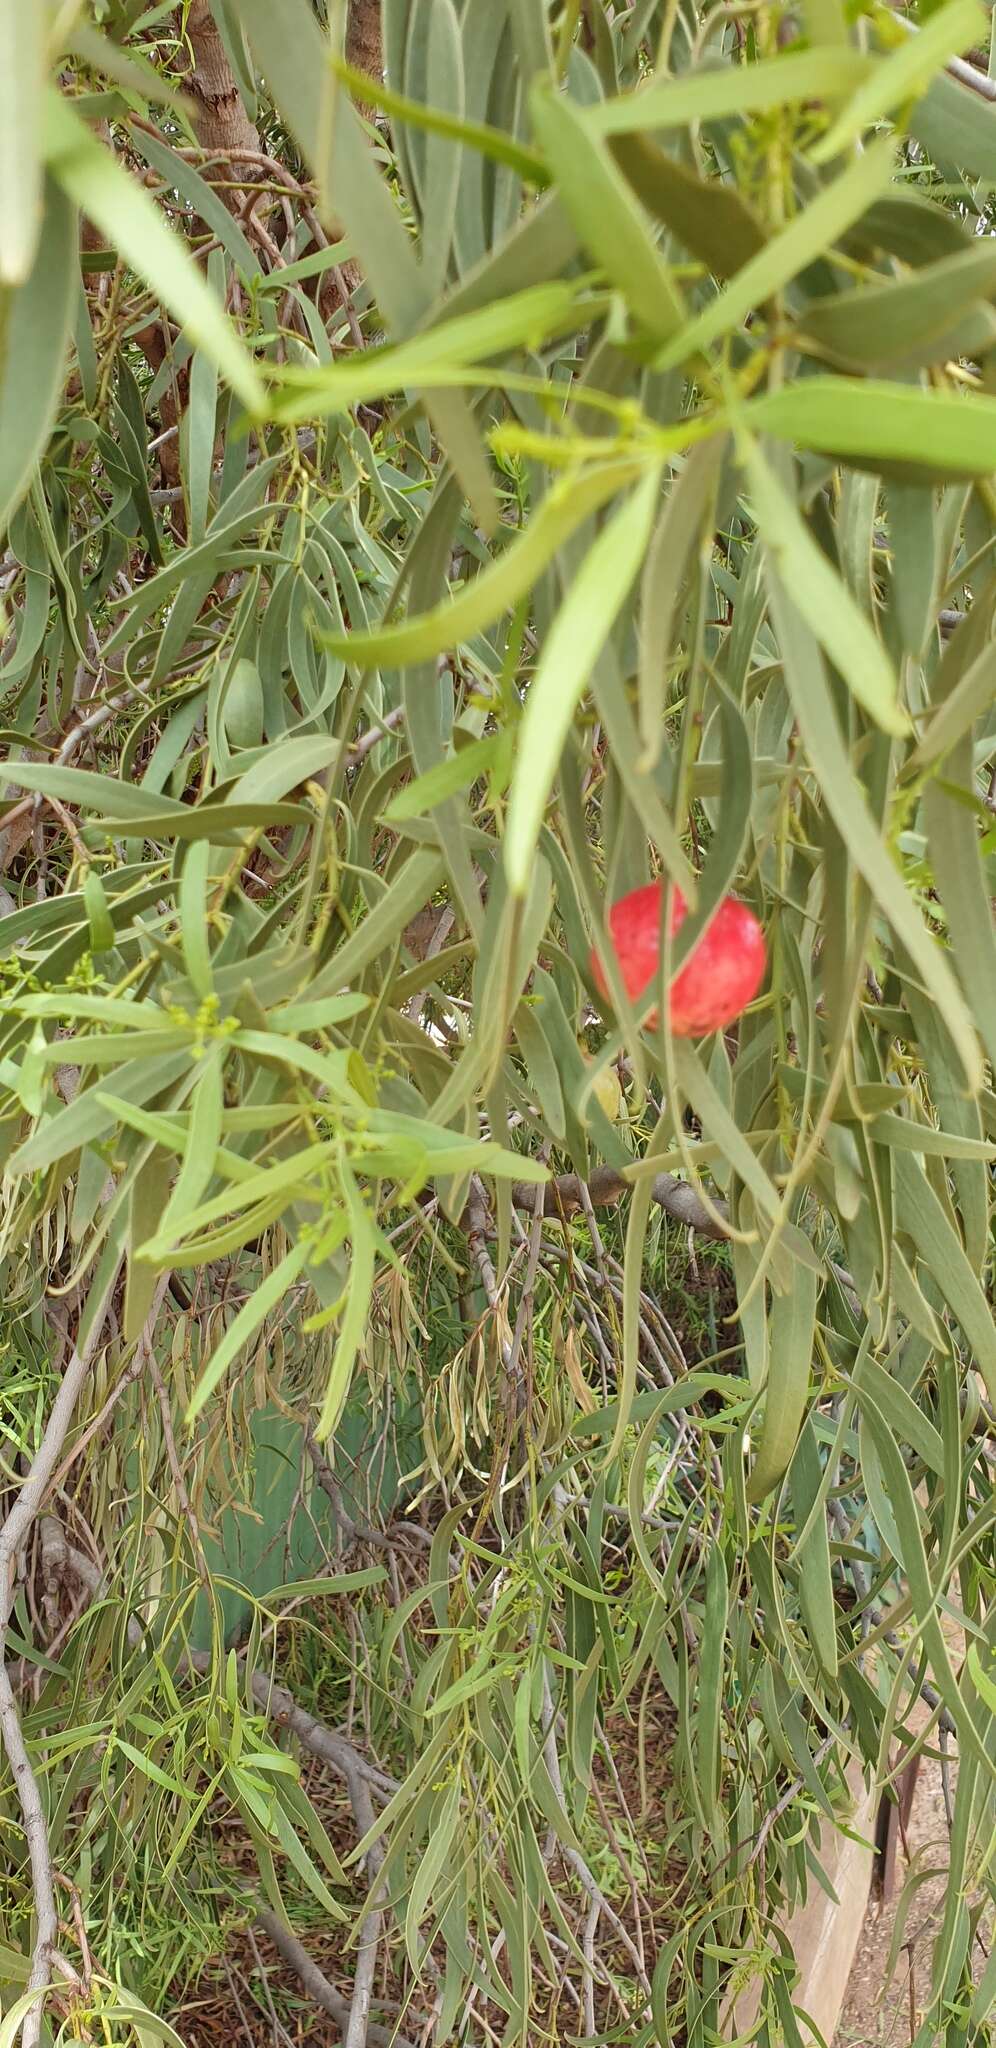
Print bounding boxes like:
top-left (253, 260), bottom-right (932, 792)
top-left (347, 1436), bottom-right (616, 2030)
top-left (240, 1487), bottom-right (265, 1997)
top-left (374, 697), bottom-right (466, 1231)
top-left (48, 1277), bottom-right (170, 1498)
top-left (0, 1287), bottom-right (117, 2047)
top-left (745, 1734), bottom-right (837, 1869)
top-left (222, 1956), bottom-right (266, 2048)
top-left (540, 1669), bottom-right (653, 2005)
top-left (504, 1153), bottom-right (549, 1385)
top-left (147, 1346), bottom-right (211, 1586)
top-left (0, 1313), bottom-right (111, 1636)
top-left (344, 702), bottom-right (405, 766)
top-left (304, 1428), bottom-right (431, 1551)
top-left (243, 1921), bottom-right (296, 2048)
top-left (945, 50), bottom-right (996, 98)
top-left (254, 1909), bottom-right (411, 2048)
top-left (0, 1662), bottom-right (58, 2044)
top-left (581, 1895), bottom-right (600, 2038)
top-left (344, 1773), bottom-right (390, 2048)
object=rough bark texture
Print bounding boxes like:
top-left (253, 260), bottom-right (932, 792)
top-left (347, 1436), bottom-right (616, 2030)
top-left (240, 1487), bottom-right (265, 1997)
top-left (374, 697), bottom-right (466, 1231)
top-left (346, 0), bottom-right (383, 117)
top-left (184, 0), bottom-right (260, 171)
top-left (140, 4), bottom-right (261, 518)
top-left (507, 1166), bottom-right (730, 1239)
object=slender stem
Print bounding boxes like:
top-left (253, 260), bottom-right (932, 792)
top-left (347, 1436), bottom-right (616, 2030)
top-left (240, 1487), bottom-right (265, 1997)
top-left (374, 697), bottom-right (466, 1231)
top-left (0, 1284), bottom-right (117, 2046)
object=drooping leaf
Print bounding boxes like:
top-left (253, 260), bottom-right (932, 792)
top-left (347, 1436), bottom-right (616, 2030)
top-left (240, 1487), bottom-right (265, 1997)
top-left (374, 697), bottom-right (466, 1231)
top-left (0, 178), bottom-right (76, 531)
top-left (505, 467), bottom-right (660, 894)
top-left (0, 0), bottom-right (45, 285)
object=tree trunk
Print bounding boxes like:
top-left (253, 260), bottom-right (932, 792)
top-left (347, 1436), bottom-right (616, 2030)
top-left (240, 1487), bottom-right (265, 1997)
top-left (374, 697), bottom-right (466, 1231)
top-left (184, 0), bottom-right (261, 174)
top-left (140, 4), bottom-right (262, 521)
top-left (346, 0), bottom-right (383, 117)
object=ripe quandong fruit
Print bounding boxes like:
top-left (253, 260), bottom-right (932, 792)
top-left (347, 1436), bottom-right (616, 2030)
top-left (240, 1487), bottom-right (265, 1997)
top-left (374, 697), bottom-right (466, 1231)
top-left (590, 881), bottom-right (766, 1037)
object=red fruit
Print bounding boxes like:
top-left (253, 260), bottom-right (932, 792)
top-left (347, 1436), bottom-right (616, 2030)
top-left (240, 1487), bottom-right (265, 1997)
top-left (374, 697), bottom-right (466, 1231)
top-left (590, 881), bottom-right (766, 1037)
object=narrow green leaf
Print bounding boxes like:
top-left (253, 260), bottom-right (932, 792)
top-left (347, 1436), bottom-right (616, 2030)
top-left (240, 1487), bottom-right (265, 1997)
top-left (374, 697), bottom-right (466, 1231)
top-left (115, 1738), bottom-right (192, 1800)
top-left (8, 1052), bottom-right (193, 1178)
top-left (319, 459), bottom-right (644, 671)
top-left (529, 84), bottom-right (686, 342)
top-left (65, 20), bottom-right (189, 110)
top-left (309, 845), bottom-right (446, 994)
top-left (851, 1348), bottom-right (945, 1476)
top-left (186, 249), bottom-right (223, 543)
top-left (638, 439), bottom-right (725, 768)
top-left (267, 1798), bottom-right (348, 1918)
top-left (0, 0), bottom-right (44, 284)
top-left (331, 52), bottom-right (548, 185)
top-left (865, 1112), bottom-right (995, 1160)
top-left (673, 1041), bottom-right (785, 1229)
top-left (508, 0), bottom-right (553, 78)
top-left (82, 870), bottom-right (116, 955)
top-left (186, 1239), bottom-right (312, 1422)
top-left (417, 0), bottom-right (465, 297)
top-left (610, 131), bottom-right (768, 279)
top-left (1, 762), bottom-right (186, 818)
top-left (234, 0), bottom-right (498, 528)
top-left (798, 240), bottom-right (996, 371)
top-left (313, 1168), bottom-right (376, 1439)
top-left (269, 993), bottom-right (370, 1033)
top-left (608, 1165), bottom-right (657, 1466)
top-left (14, 996), bottom-right (176, 1031)
top-left (97, 803), bottom-right (310, 842)
top-left (43, 92), bottom-right (264, 413)
top-left (655, 136), bottom-right (896, 371)
top-left (760, 480), bottom-right (981, 1092)
top-left (233, 0), bottom-right (417, 320)
top-left (270, 281), bottom-right (595, 424)
top-left (505, 468), bottom-right (660, 895)
top-left (124, 1148), bottom-right (173, 1343)
top-left (514, 1003), bottom-right (566, 1142)
top-left (739, 435), bottom-right (908, 735)
top-left (908, 635), bottom-right (996, 772)
top-left (893, 1150), bottom-right (996, 1407)
top-left (856, 1387), bottom-right (988, 1775)
top-left (791, 1417), bottom-right (839, 1678)
top-left (750, 377), bottom-right (996, 481)
top-left (178, 841), bottom-right (214, 999)
top-left (383, 736), bottom-right (503, 821)
top-left (158, 1050), bottom-right (225, 1246)
top-left (695, 1546), bottom-right (729, 1830)
top-left (405, 1777), bottom-right (461, 1970)
top-left (910, 61), bottom-right (996, 181)
top-left (747, 1262), bottom-right (817, 1501)
top-left (0, 178), bottom-right (76, 532)
top-left (588, 47), bottom-right (874, 136)
top-left (924, 738), bottom-right (996, 1081)
top-left (811, 0), bottom-right (985, 164)
top-left (128, 126), bottom-right (259, 276)
top-left (0, 1991), bottom-right (47, 2048)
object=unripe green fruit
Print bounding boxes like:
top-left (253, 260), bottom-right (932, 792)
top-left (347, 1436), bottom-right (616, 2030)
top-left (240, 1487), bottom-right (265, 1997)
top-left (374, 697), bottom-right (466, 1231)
top-left (223, 658), bottom-right (265, 751)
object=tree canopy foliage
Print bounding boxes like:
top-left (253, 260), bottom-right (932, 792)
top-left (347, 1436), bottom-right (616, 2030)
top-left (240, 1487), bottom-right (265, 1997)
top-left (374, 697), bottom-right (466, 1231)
top-left (1, 2), bottom-right (996, 2044)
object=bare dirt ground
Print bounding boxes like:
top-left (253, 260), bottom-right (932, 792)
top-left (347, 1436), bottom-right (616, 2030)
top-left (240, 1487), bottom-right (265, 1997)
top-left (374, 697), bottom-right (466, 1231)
top-left (835, 1730), bottom-right (994, 2047)
top-left (834, 1589), bottom-right (996, 2048)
